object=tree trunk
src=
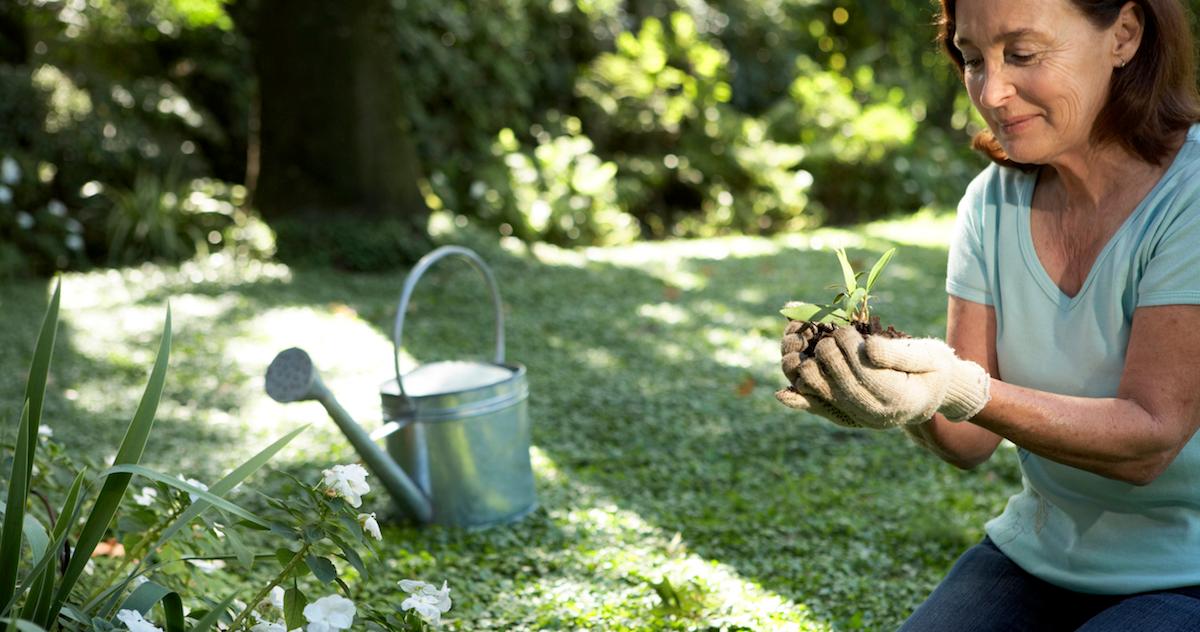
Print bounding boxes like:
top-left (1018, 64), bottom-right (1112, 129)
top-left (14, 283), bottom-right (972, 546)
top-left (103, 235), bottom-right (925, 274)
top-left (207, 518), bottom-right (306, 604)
top-left (240, 0), bottom-right (430, 268)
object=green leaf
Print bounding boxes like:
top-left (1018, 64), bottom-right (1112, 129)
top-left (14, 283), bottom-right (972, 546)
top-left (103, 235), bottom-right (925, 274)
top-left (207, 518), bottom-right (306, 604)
top-left (306, 555), bottom-right (338, 584)
top-left (19, 471), bottom-right (86, 627)
top-left (51, 308), bottom-right (171, 620)
top-left (224, 526), bottom-right (254, 569)
top-left (144, 426), bottom-right (306, 557)
top-left (275, 548), bottom-right (295, 568)
top-left (4, 618), bottom-right (47, 632)
top-left (119, 582), bottom-right (185, 632)
top-left (189, 594), bottom-right (235, 632)
top-left (96, 465), bottom-right (269, 528)
top-left (835, 248), bottom-right (857, 293)
top-left (779, 303), bottom-right (849, 324)
top-left (0, 403), bottom-right (33, 614)
top-left (844, 287), bottom-right (868, 318)
top-left (328, 533), bottom-right (367, 578)
top-left (283, 586), bottom-right (307, 631)
top-left (23, 280), bottom-right (60, 484)
top-left (865, 248), bottom-right (897, 293)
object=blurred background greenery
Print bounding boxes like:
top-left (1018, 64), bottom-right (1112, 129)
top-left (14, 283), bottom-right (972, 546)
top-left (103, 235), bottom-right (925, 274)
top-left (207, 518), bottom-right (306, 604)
top-left (1, 0), bottom-right (1197, 277)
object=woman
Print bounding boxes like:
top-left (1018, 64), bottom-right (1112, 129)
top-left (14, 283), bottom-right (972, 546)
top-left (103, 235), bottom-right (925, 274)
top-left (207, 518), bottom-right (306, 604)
top-left (776, 0), bottom-right (1200, 629)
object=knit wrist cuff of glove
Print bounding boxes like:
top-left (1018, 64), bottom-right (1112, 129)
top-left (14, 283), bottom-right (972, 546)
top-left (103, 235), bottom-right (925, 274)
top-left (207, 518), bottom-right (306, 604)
top-left (938, 360), bottom-right (991, 422)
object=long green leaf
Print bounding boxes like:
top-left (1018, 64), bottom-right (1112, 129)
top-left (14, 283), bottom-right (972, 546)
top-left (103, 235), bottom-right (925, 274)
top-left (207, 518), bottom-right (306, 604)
top-left (865, 248), bottom-right (897, 293)
top-left (1, 471), bottom-right (85, 624)
top-left (835, 248), bottom-right (857, 293)
top-left (96, 465), bottom-right (269, 528)
top-left (51, 308), bottom-right (171, 619)
top-left (0, 403), bottom-right (33, 615)
top-left (22, 280), bottom-right (60, 484)
top-left (144, 426), bottom-right (306, 557)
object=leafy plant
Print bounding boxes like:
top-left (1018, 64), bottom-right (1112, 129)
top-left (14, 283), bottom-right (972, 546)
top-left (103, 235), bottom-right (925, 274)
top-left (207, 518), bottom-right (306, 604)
top-left (779, 247), bottom-right (896, 325)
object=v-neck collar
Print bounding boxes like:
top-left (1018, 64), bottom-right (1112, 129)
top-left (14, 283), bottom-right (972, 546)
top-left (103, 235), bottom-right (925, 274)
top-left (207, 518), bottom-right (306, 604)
top-left (1015, 137), bottom-right (1193, 311)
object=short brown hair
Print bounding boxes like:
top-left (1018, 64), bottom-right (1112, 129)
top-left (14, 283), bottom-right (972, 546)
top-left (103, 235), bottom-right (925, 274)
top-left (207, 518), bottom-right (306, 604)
top-left (937, 0), bottom-right (1200, 167)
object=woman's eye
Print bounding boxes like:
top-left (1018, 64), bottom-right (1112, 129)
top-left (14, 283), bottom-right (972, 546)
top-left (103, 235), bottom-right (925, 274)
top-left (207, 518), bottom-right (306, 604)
top-left (1007, 52), bottom-right (1037, 65)
top-left (962, 57), bottom-right (982, 69)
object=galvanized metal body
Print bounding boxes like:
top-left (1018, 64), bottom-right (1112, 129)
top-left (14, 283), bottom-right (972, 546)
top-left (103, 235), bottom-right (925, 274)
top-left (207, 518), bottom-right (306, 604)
top-left (380, 246), bottom-right (538, 528)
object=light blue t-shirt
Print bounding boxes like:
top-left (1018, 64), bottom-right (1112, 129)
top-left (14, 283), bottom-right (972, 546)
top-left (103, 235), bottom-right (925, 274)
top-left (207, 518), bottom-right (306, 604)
top-left (946, 124), bottom-right (1200, 594)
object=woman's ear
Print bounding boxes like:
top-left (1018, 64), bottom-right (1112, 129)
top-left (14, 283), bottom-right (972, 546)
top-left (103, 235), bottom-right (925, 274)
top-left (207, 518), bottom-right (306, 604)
top-left (1112, 1), bottom-right (1145, 67)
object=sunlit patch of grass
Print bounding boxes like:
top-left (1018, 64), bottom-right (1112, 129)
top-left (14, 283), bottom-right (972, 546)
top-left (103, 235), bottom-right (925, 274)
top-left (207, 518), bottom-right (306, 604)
top-left (0, 210), bottom-right (1019, 629)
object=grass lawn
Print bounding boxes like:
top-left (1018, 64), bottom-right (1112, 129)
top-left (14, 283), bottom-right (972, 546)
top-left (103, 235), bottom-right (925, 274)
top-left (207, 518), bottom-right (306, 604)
top-left (0, 210), bottom-right (1020, 630)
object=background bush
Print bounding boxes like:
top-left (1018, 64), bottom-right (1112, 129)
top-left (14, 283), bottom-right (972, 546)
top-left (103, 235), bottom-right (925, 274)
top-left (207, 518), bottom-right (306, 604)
top-left (5, 0), bottom-right (1198, 274)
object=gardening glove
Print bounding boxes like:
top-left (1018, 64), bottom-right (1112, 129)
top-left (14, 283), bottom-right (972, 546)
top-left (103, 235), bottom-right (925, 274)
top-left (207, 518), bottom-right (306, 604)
top-left (776, 321), bottom-right (873, 429)
top-left (787, 327), bottom-right (990, 429)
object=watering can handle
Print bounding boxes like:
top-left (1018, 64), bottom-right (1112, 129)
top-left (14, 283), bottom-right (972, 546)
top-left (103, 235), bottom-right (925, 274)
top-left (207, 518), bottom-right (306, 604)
top-left (392, 245), bottom-right (505, 397)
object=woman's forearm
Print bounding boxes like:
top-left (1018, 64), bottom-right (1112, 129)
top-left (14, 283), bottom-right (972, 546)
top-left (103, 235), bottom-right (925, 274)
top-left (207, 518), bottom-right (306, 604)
top-left (966, 379), bottom-right (1184, 484)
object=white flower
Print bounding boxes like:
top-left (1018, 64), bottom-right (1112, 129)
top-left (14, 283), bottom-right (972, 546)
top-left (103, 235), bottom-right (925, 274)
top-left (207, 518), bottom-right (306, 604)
top-left (1, 156), bottom-right (20, 185)
top-left (132, 486), bottom-right (157, 506)
top-left (47, 199), bottom-right (67, 216)
top-left (399, 580), bottom-right (452, 627)
top-left (0, 185), bottom-right (12, 204)
top-left (177, 474), bottom-right (209, 503)
top-left (37, 424), bottom-right (52, 438)
top-left (130, 575), bottom-right (149, 588)
top-left (357, 512), bottom-right (382, 541)
top-left (321, 464), bottom-right (370, 508)
top-left (116, 609), bottom-right (164, 632)
top-left (302, 594), bottom-right (355, 632)
top-left (270, 585), bottom-right (286, 610)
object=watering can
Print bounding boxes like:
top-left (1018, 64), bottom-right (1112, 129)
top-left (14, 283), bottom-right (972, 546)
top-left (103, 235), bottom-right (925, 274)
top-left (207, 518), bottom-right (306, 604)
top-left (264, 246), bottom-right (537, 528)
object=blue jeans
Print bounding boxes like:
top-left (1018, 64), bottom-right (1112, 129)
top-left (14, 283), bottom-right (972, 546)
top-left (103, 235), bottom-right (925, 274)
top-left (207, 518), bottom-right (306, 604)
top-left (898, 538), bottom-right (1200, 631)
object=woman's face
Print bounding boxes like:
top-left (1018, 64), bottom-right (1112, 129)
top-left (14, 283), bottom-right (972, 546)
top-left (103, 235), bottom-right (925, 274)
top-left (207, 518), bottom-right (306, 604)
top-left (954, 0), bottom-right (1120, 165)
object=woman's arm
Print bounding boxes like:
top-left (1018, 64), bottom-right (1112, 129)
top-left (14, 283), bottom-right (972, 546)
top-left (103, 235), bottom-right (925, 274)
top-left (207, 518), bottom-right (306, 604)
top-left (970, 304), bottom-right (1200, 485)
top-left (902, 296), bottom-right (1003, 468)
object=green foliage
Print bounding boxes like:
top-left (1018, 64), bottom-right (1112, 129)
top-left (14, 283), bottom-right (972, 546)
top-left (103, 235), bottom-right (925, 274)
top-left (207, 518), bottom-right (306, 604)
top-left (0, 284), bottom-right (413, 631)
top-left (781, 247), bottom-right (896, 324)
top-left (4, 0), bottom-right (995, 266)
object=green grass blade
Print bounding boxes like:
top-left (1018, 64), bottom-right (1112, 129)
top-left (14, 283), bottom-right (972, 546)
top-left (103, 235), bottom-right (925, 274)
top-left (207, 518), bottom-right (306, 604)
top-left (22, 281), bottom-right (60, 485)
top-left (835, 248), bottom-right (857, 293)
top-left (51, 308), bottom-right (171, 618)
top-left (97, 465), bottom-right (270, 528)
top-left (865, 248), bottom-right (897, 293)
top-left (145, 426), bottom-right (306, 555)
top-left (0, 403), bottom-right (33, 615)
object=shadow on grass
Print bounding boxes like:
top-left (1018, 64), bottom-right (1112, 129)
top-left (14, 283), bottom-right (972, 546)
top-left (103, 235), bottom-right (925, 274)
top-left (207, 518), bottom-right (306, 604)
top-left (1, 229), bottom-right (1021, 629)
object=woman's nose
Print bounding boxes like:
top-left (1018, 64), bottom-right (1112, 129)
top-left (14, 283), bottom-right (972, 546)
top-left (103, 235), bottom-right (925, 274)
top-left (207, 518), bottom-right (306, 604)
top-left (978, 63), bottom-right (1016, 109)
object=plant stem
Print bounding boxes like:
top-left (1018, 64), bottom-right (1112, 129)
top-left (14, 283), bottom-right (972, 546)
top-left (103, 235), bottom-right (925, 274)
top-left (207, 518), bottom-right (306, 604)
top-left (227, 544), bottom-right (310, 632)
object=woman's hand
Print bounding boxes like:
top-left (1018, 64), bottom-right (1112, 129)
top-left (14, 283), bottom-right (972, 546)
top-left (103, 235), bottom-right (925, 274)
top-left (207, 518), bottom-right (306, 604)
top-left (777, 326), bottom-right (991, 429)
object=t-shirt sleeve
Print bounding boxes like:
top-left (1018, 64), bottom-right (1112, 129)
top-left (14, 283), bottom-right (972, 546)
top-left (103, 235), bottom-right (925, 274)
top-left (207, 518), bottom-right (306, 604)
top-left (1138, 186), bottom-right (1200, 307)
top-left (945, 170), bottom-right (994, 305)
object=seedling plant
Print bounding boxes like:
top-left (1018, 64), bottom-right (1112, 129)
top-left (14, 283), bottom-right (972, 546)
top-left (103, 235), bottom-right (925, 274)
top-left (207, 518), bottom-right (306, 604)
top-left (780, 247), bottom-right (903, 354)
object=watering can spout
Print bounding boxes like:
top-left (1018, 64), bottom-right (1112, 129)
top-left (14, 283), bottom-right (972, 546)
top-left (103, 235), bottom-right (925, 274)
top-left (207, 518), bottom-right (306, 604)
top-left (264, 347), bottom-right (434, 523)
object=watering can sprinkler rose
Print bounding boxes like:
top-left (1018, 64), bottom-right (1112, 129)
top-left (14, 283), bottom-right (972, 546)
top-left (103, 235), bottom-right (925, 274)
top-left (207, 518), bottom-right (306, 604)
top-left (265, 246), bottom-right (537, 528)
